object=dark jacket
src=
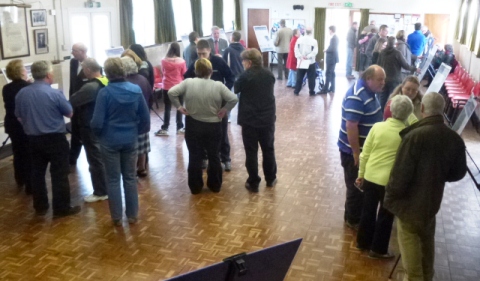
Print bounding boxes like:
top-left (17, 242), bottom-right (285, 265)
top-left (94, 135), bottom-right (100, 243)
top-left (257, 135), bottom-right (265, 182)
top-left (2, 79), bottom-right (30, 134)
top-left (384, 115), bottom-right (467, 224)
top-left (366, 34), bottom-right (380, 59)
top-left (184, 55), bottom-right (235, 89)
top-left (325, 34), bottom-right (339, 65)
top-left (69, 58), bottom-right (88, 97)
top-left (70, 77), bottom-right (108, 128)
top-left (395, 40), bottom-right (412, 74)
top-left (377, 47), bottom-right (416, 83)
top-left (223, 42), bottom-right (245, 78)
top-left (234, 67), bottom-right (276, 128)
top-left (347, 27), bottom-right (357, 49)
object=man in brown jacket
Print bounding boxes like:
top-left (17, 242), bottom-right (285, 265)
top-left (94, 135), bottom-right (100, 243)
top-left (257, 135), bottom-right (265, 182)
top-left (274, 19), bottom-right (292, 80)
top-left (384, 92), bottom-right (467, 281)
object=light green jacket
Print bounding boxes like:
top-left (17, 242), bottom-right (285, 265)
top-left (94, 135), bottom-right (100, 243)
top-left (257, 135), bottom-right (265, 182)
top-left (358, 118), bottom-right (407, 186)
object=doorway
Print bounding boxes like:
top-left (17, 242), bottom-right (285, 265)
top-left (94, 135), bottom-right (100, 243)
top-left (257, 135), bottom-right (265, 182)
top-left (325, 9), bottom-right (353, 76)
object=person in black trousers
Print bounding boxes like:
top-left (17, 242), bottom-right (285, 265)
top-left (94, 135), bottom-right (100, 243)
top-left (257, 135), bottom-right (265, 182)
top-left (184, 39), bottom-right (236, 171)
top-left (319, 26), bottom-right (339, 94)
top-left (2, 59), bottom-right (31, 194)
top-left (234, 48), bottom-right (277, 192)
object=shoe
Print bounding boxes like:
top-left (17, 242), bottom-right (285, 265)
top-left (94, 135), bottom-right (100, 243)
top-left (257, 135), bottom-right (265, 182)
top-left (201, 159), bottom-right (208, 169)
top-left (137, 169), bottom-right (148, 177)
top-left (223, 161), bottom-right (231, 172)
top-left (328, 89), bottom-right (335, 93)
top-left (309, 92), bottom-right (316, 96)
top-left (155, 129), bottom-right (169, 136)
top-left (84, 194), bottom-right (108, 203)
top-left (128, 217), bottom-right (138, 224)
top-left (35, 209), bottom-right (48, 216)
top-left (113, 219), bottom-right (122, 226)
top-left (356, 244), bottom-right (369, 251)
top-left (345, 221), bottom-right (359, 231)
top-left (53, 206), bottom-right (81, 218)
top-left (245, 182), bottom-right (259, 193)
top-left (317, 91), bottom-right (328, 95)
top-left (266, 179), bottom-right (277, 187)
top-left (177, 128), bottom-right (185, 134)
top-left (293, 92), bottom-right (299, 96)
top-left (368, 250), bottom-right (395, 259)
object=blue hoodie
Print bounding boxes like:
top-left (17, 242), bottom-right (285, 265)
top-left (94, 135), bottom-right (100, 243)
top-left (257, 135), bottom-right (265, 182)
top-left (91, 79), bottom-right (150, 146)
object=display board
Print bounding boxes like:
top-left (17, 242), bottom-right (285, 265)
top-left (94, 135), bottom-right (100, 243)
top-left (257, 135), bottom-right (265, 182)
top-left (105, 46), bottom-right (124, 58)
top-left (452, 94), bottom-right (478, 134)
top-left (253, 25), bottom-right (275, 52)
top-left (417, 45), bottom-right (438, 81)
top-left (425, 62), bottom-right (451, 94)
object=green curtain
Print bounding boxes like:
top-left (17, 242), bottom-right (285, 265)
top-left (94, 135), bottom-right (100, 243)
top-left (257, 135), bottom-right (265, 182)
top-left (355, 9), bottom-right (369, 71)
top-left (119, 0), bottom-right (135, 48)
top-left (460, 0), bottom-right (471, 44)
top-left (234, 0), bottom-right (242, 30)
top-left (153, 0), bottom-right (177, 44)
top-left (190, 0), bottom-right (203, 36)
top-left (470, 1), bottom-right (480, 51)
top-left (455, 0), bottom-right (465, 40)
top-left (213, 0), bottom-right (224, 28)
top-left (314, 8), bottom-right (326, 69)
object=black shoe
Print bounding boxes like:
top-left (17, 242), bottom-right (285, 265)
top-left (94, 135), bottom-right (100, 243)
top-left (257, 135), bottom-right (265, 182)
top-left (293, 92), bottom-right (299, 96)
top-left (345, 221), bottom-right (359, 231)
top-left (317, 91), bottom-right (328, 95)
top-left (53, 206), bottom-right (81, 218)
top-left (245, 182), bottom-right (259, 193)
top-left (309, 92), bottom-right (316, 96)
top-left (368, 250), bottom-right (395, 259)
top-left (266, 179), bottom-right (277, 187)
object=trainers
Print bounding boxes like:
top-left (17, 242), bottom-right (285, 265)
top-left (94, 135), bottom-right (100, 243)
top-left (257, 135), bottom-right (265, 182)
top-left (177, 128), bottom-right (185, 134)
top-left (201, 159), bottom-right (208, 169)
top-left (53, 206), bottom-right (81, 218)
top-left (245, 182), bottom-right (259, 193)
top-left (266, 179), bottom-right (277, 187)
top-left (128, 217), bottom-right (138, 224)
top-left (223, 161), bottom-right (231, 172)
top-left (155, 129), bottom-right (169, 136)
top-left (84, 194), bottom-right (108, 203)
top-left (368, 250), bottom-right (395, 259)
top-left (113, 219), bottom-right (122, 226)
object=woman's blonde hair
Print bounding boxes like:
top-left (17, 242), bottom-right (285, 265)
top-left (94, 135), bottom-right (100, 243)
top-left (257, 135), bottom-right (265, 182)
top-left (195, 58), bottom-right (213, 78)
top-left (373, 38), bottom-right (387, 53)
top-left (6, 59), bottom-right (25, 80)
top-left (121, 49), bottom-right (142, 68)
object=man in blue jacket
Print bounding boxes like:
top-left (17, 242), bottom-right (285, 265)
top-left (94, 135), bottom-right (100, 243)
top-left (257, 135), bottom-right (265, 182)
top-left (407, 23), bottom-right (426, 63)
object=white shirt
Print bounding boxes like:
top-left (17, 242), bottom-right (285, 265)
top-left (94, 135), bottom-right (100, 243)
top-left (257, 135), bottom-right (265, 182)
top-left (294, 34), bottom-right (318, 66)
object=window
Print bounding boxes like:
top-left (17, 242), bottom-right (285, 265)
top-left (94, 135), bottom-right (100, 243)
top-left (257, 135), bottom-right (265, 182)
top-left (202, 0), bottom-right (213, 36)
top-left (457, 0), bottom-right (468, 40)
top-left (173, 0), bottom-right (193, 40)
top-left (466, 0), bottom-right (479, 46)
top-left (223, 0), bottom-right (235, 31)
top-left (133, 0), bottom-right (155, 46)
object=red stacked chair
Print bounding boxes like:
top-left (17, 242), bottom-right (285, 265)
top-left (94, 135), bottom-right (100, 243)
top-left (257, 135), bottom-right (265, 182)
top-left (153, 67), bottom-right (163, 108)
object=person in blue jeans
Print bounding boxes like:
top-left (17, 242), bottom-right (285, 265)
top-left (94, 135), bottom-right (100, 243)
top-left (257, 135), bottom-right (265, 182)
top-left (91, 57), bottom-right (150, 226)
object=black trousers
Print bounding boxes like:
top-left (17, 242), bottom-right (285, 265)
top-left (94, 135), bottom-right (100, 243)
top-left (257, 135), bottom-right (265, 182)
top-left (161, 90), bottom-right (184, 130)
top-left (294, 63), bottom-right (316, 95)
top-left (201, 115), bottom-right (230, 163)
top-left (79, 127), bottom-right (107, 196)
top-left (29, 133), bottom-right (71, 213)
top-left (241, 124), bottom-right (277, 186)
top-left (340, 151), bottom-right (363, 225)
top-left (185, 117), bottom-right (222, 194)
top-left (322, 62), bottom-right (337, 93)
top-left (359, 54), bottom-right (368, 71)
top-left (356, 180), bottom-right (394, 254)
top-left (9, 128), bottom-right (32, 192)
top-left (69, 114), bottom-right (83, 165)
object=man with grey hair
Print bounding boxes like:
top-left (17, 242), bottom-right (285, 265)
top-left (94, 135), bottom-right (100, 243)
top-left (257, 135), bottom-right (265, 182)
top-left (208, 26), bottom-right (228, 56)
top-left (274, 19), bottom-right (292, 80)
top-left (70, 58), bottom-right (108, 203)
top-left (69, 42), bottom-right (89, 166)
top-left (15, 60), bottom-right (81, 217)
top-left (384, 92), bottom-right (467, 280)
top-left (294, 27), bottom-right (318, 96)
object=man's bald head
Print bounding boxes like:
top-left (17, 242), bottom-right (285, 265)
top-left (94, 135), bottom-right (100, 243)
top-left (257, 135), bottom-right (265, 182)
top-left (305, 27), bottom-right (312, 35)
top-left (71, 43), bottom-right (88, 62)
top-left (362, 65), bottom-right (386, 93)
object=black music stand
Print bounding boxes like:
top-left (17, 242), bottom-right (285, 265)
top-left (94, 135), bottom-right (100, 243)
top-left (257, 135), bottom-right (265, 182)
top-left (165, 238), bottom-right (302, 281)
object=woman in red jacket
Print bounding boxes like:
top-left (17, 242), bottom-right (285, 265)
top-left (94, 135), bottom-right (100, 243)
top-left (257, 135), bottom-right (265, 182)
top-left (286, 29), bottom-right (300, 87)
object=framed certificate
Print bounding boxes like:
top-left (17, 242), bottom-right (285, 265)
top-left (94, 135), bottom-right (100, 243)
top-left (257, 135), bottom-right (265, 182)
top-left (0, 6), bottom-right (30, 59)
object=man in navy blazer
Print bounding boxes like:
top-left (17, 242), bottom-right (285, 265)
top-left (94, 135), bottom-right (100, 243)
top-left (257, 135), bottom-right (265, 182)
top-left (319, 26), bottom-right (339, 94)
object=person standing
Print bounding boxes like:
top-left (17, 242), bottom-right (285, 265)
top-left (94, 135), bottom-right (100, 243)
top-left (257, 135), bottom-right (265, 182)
top-left (358, 28), bottom-right (376, 71)
top-left (90, 58), bottom-right (150, 226)
top-left (184, 39), bottom-right (235, 171)
top-left (293, 27), bottom-right (318, 96)
top-left (407, 23), bottom-right (426, 64)
top-left (2, 60), bottom-right (31, 194)
top-left (286, 29), bottom-right (300, 88)
top-left (346, 22), bottom-right (358, 79)
top-left (208, 26), bottom-right (229, 57)
top-left (234, 49), bottom-right (277, 193)
top-left (366, 25), bottom-right (389, 67)
top-left (184, 31), bottom-right (199, 68)
top-left (274, 19), bottom-right (293, 80)
top-left (69, 43), bottom-right (89, 166)
top-left (338, 65), bottom-right (385, 230)
top-left (129, 44), bottom-right (155, 89)
top-left (69, 58), bottom-right (108, 202)
top-left (319, 26), bottom-right (339, 94)
top-left (15, 60), bottom-right (80, 217)
top-left (395, 30), bottom-right (413, 81)
top-left (223, 31), bottom-right (246, 78)
top-left (169, 58), bottom-right (238, 194)
top-left (384, 92), bottom-right (467, 281)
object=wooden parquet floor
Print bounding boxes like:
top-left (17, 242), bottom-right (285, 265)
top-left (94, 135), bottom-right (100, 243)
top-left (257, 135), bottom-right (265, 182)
top-left (1, 72), bottom-right (480, 281)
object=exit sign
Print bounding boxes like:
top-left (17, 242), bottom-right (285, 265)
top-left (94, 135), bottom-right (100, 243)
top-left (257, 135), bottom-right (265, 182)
top-left (344, 2), bottom-right (353, 7)
top-left (328, 2), bottom-right (354, 8)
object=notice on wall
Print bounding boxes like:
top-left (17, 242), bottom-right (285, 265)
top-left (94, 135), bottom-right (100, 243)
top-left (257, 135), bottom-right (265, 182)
top-left (253, 25), bottom-right (275, 52)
